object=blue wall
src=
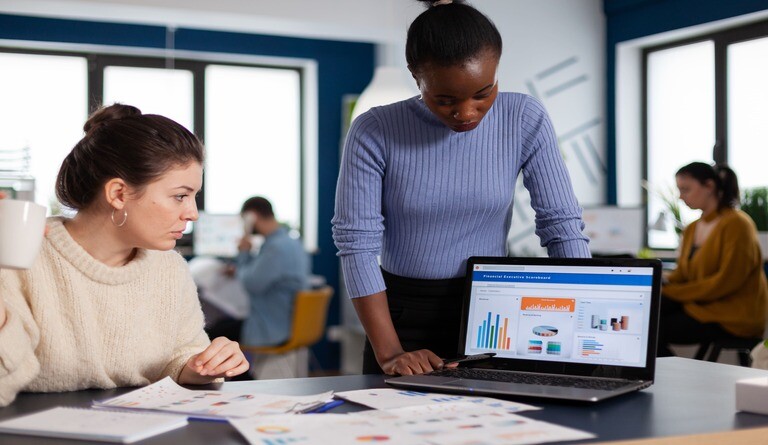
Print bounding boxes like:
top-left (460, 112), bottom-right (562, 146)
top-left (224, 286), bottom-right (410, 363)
top-left (0, 13), bottom-right (376, 370)
top-left (603, 0), bottom-right (768, 204)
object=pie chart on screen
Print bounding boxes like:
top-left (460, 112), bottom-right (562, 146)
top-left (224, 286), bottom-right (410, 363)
top-left (532, 325), bottom-right (559, 336)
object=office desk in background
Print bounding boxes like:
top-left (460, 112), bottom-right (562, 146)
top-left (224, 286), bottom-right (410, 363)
top-left (2, 358), bottom-right (768, 444)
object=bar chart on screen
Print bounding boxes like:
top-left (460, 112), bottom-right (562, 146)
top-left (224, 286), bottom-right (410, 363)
top-left (579, 337), bottom-right (609, 358)
top-left (475, 311), bottom-right (513, 350)
top-left (576, 334), bottom-right (643, 363)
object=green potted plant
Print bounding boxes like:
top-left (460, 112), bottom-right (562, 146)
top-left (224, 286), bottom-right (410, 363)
top-left (741, 187), bottom-right (768, 255)
top-left (642, 180), bottom-right (685, 236)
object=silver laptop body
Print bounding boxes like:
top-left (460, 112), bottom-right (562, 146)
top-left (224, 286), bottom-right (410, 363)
top-left (386, 256), bottom-right (663, 402)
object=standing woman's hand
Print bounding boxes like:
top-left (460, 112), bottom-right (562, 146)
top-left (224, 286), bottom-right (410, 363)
top-left (380, 349), bottom-right (445, 376)
top-left (179, 336), bottom-right (250, 384)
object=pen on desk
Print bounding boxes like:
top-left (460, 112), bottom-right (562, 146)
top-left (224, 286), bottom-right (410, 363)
top-left (187, 416), bottom-right (228, 423)
top-left (305, 399), bottom-right (345, 414)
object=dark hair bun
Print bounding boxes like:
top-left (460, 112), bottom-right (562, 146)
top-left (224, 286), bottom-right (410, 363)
top-left (83, 103), bottom-right (142, 133)
top-left (57, 102), bottom-right (204, 210)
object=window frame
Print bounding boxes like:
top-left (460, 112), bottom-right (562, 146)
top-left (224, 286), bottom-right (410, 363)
top-left (641, 19), bottom-right (768, 250)
top-left (0, 45), bottom-right (307, 241)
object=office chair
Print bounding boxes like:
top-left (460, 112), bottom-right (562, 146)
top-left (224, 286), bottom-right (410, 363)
top-left (694, 336), bottom-right (762, 367)
top-left (241, 286), bottom-right (334, 378)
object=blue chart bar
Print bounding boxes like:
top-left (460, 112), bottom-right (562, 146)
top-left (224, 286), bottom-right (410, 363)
top-left (477, 324), bottom-right (483, 348)
top-left (430, 396), bottom-right (464, 403)
top-left (485, 312), bottom-right (491, 348)
top-left (262, 438), bottom-right (305, 445)
top-left (581, 339), bottom-right (604, 357)
top-left (398, 391), bottom-right (427, 397)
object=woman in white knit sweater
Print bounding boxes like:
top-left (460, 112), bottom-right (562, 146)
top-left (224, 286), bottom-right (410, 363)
top-left (0, 104), bottom-right (249, 406)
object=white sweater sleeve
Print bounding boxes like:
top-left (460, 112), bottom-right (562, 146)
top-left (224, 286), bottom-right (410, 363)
top-left (0, 270), bottom-right (42, 407)
top-left (159, 255), bottom-right (211, 382)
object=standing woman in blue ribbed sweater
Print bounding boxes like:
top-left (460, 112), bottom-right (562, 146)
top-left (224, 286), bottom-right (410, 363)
top-left (332, 0), bottom-right (590, 375)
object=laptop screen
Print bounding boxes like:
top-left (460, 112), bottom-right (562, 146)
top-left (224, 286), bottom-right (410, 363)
top-left (461, 259), bottom-right (658, 369)
top-left (193, 213), bottom-right (245, 258)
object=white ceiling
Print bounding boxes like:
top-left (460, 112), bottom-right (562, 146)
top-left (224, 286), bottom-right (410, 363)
top-left (0, 0), bottom-right (424, 43)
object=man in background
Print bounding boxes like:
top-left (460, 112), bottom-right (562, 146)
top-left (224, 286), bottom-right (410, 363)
top-left (206, 196), bottom-right (310, 348)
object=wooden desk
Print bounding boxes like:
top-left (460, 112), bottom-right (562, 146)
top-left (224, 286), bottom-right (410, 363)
top-left (2, 357), bottom-right (768, 444)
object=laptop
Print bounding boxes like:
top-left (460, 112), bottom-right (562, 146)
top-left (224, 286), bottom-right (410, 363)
top-left (386, 256), bottom-right (662, 402)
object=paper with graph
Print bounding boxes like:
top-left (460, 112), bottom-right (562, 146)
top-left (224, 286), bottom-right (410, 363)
top-left (333, 388), bottom-right (539, 412)
top-left (93, 377), bottom-right (331, 419)
top-left (230, 402), bottom-right (593, 445)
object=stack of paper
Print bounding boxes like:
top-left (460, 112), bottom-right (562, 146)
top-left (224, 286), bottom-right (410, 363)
top-left (230, 402), bottom-right (595, 445)
top-left (93, 377), bottom-right (332, 420)
top-left (0, 407), bottom-right (187, 443)
top-left (334, 387), bottom-right (540, 413)
top-left (51, 376), bottom-right (597, 445)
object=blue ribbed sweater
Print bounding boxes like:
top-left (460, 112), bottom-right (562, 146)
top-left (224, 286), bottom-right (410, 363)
top-left (333, 93), bottom-right (590, 298)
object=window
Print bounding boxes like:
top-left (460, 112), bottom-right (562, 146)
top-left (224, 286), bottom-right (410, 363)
top-left (645, 42), bottom-right (714, 249)
top-left (0, 52), bottom-right (87, 211)
top-left (643, 20), bottom-right (768, 249)
top-left (0, 48), bottom-right (307, 245)
top-left (204, 65), bottom-right (301, 228)
top-left (103, 66), bottom-right (194, 130)
top-left (728, 36), bottom-right (768, 190)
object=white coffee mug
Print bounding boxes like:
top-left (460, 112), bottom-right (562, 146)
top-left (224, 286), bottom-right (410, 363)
top-left (0, 199), bottom-right (47, 270)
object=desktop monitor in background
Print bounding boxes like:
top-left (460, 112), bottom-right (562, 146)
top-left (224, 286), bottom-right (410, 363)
top-left (193, 213), bottom-right (245, 258)
top-left (582, 207), bottom-right (644, 257)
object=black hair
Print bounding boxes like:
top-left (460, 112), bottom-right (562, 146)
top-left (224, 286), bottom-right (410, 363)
top-left (406, 0), bottom-right (502, 71)
top-left (676, 162), bottom-right (740, 209)
top-left (56, 103), bottom-right (204, 210)
top-left (241, 196), bottom-right (275, 218)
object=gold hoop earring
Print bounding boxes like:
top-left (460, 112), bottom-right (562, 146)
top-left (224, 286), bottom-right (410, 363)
top-left (111, 208), bottom-right (128, 227)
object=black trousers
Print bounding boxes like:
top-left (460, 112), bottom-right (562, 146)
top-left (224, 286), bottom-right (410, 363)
top-left (657, 296), bottom-right (729, 357)
top-left (362, 269), bottom-right (465, 374)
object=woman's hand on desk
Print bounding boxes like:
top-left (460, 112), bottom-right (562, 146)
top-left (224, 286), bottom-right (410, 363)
top-left (380, 349), bottom-right (447, 376)
top-left (179, 336), bottom-right (250, 384)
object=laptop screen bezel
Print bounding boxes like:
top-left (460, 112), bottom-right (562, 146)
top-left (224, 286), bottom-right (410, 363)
top-left (457, 256), bottom-right (662, 381)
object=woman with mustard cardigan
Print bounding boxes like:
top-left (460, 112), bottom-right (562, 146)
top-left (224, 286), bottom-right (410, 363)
top-left (658, 162), bottom-right (768, 357)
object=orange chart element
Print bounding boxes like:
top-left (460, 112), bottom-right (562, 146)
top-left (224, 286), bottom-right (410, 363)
top-left (256, 425), bottom-right (291, 434)
top-left (521, 297), bottom-right (575, 312)
top-left (356, 436), bottom-right (391, 442)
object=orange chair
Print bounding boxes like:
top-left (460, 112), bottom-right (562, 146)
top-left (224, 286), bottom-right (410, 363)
top-left (241, 286), bottom-right (333, 378)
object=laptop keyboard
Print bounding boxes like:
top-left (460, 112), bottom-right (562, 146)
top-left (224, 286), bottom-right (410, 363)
top-left (428, 367), bottom-right (636, 391)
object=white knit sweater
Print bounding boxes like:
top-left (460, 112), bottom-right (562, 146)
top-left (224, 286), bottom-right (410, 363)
top-left (0, 217), bottom-right (210, 407)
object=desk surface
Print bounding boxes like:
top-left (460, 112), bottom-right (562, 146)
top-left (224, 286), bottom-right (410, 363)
top-left (2, 357), bottom-right (768, 444)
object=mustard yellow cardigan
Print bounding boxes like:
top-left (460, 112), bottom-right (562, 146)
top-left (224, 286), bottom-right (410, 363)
top-left (665, 208), bottom-right (767, 338)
